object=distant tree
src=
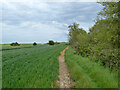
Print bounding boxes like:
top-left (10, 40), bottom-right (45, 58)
top-left (15, 42), bottom-right (18, 45)
top-left (33, 42), bottom-right (37, 46)
top-left (10, 42), bottom-right (20, 46)
top-left (55, 42), bottom-right (60, 45)
top-left (10, 43), bottom-right (14, 46)
top-left (48, 40), bottom-right (54, 45)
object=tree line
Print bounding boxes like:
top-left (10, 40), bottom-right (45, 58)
top-left (68, 2), bottom-right (120, 70)
top-left (10, 40), bottom-right (68, 46)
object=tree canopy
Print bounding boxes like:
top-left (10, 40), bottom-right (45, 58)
top-left (68, 2), bottom-right (119, 70)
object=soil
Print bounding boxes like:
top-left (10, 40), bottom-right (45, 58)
top-left (57, 46), bottom-right (74, 88)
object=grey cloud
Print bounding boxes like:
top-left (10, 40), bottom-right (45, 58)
top-left (1, 2), bottom-right (103, 43)
top-left (2, 2), bottom-right (103, 25)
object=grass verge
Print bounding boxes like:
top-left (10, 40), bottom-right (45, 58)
top-left (65, 47), bottom-right (118, 88)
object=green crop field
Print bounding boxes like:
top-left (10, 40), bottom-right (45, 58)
top-left (65, 47), bottom-right (118, 88)
top-left (2, 45), bottom-right (66, 88)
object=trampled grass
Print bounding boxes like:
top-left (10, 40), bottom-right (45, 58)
top-left (2, 45), bottom-right (66, 88)
top-left (65, 47), bottom-right (118, 88)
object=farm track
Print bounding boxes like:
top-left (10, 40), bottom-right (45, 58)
top-left (57, 46), bottom-right (73, 88)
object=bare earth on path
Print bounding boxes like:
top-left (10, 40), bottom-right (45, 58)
top-left (57, 46), bottom-right (74, 88)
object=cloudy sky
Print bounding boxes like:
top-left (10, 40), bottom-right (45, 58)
top-left (1, 1), bottom-right (103, 44)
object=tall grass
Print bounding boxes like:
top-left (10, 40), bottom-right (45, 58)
top-left (65, 48), bottom-right (118, 88)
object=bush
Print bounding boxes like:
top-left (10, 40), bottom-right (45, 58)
top-left (33, 42), bottom-right (37, 46)
top-left (48, 40), bottom-right (54, 45)
top-left (10, 42), bottom-right (20, 46)
top-left (68, 22), bottom-right (119, 70)
top-left (54, 42), bottom-right (60, 45)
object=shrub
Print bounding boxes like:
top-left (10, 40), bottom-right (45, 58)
top-left (33, 42), bottom-right (37, 46)
top-left (54, 42), bottom-right (60, 45)
top-left (48, 40), bottom-right (54, 45)
top-left (10, 42), bottom-right (20, 46)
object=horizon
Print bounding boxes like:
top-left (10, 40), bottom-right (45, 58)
top-left (0, 41), bottom-right (68, 44)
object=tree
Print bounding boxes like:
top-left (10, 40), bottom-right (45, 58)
top-left (54, 42), bottom-right (60, 45)
top-left (10, 42), bottom-right (20, 46)
top-left (33, 42), bottom-right (37, 46)
top-left (68, 2), bottom-right (119, 70)
top-left (68, 22), bottom-right (87, 54)
top-left (88, 2), bottom-right (119, 69)
top-left (48, 40), bottom-right (54, 45)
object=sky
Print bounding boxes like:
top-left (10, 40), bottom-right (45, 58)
top-left (1, 0), bottom-right (103, 44)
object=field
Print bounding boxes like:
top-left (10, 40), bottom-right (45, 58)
top-left (1, 45), bottom-right (118, 88)
top-left (65, 47), bottom-right (118, 88)
top-left (2, 45), bottom-right (66, 88)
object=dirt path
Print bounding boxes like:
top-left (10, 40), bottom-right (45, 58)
top-left (57, 46), bottom-right (73, 88)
